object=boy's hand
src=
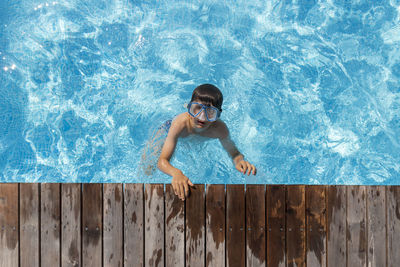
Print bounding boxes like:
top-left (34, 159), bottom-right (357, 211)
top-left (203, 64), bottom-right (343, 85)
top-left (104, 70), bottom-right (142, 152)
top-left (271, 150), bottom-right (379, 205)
top-left (235, 160), bottom-right (257, 176)
top-left (172, 170), bottom-right (194, 201)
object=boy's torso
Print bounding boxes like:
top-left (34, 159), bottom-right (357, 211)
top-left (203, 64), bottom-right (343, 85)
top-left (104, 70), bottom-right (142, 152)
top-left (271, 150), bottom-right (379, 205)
top-left (174, 112), bottom-right (223, 139)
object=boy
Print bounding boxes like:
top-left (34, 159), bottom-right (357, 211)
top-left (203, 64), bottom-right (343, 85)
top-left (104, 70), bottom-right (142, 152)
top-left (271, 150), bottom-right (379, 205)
top-left (157, 84), bottom-right (257, 201)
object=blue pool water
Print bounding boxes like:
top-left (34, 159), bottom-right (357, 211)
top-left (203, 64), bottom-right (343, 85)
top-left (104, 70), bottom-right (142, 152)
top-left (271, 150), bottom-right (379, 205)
top-left (0, 0), bottom-right (399, 184)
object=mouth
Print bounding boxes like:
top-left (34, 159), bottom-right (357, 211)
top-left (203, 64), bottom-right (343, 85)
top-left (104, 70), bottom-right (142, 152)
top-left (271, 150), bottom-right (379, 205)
top-left (195, 120), bottom-right (206, 126)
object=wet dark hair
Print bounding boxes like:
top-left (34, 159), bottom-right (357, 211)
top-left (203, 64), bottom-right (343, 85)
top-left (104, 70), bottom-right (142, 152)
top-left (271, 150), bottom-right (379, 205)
top-left (190, 84), bottom-right (223, 111)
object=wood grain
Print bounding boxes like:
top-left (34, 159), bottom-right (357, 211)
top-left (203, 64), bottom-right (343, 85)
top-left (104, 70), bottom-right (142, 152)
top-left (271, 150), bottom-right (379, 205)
top-left (327, 185), bottom-right (346, 267)
top-left (20, 183), bottom-right (40, 267)
top-left (246, 185), bottom-right (266, 267)
top-left (186, 184), bottom-right (205, 267)
top-left (104, 184), bottom-right (123, 267)
top-left (367, 186), bottom-right (386, 267)
top-left (206, 184), bottom-right (225, 267)
top-left (266, 185), bottom-right (286, 267)
top-left (286, 185), bottom-right (306, 267)
top-left (387, 186), bottom-right (400, 267)
top-left (145, 184), bottom-right (164, 267)
top-left (2, 183), bottom-right (400, 267)
top-left (165, 184), bottom-right (185, 266)
top-left (82, 183), bottom-right (103, 267)
top-left (306, 185), bottom-right (327, 267)
top-left (226, 185), bottom-right (245, 267)
top-left (41, 183), bottom-right (61, 267)
top-left (124, 183), bottom-right (144, 266)
top-left (61, 183), bottom-right (81, 267)
top-left (0, 183), bottom-right (19, 267)
top-left (347, 186), bottom-right (367, 266)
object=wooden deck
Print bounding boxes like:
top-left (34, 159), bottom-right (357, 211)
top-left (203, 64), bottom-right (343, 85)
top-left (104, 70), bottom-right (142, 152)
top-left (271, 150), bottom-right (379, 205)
top-left (0, 184), bottom-right (400, 267)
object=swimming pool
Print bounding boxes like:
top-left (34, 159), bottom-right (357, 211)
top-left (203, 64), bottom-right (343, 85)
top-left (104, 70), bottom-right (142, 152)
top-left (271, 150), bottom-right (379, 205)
top-left (0, 0), bottom-right (399, 184)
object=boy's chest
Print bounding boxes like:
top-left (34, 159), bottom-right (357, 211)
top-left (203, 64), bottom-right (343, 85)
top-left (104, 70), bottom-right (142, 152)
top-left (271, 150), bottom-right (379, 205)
top-left (180, 126), bottom-right (220, 139)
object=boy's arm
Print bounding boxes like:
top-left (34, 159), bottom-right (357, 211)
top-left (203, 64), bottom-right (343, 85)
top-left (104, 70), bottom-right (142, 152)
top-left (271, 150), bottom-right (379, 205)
top-left (219, 135), bottom-right (243, 165)
top-left (218, 122), bottom-right (257, 175)
top-left (157, 131), bottom-right (181, 177)
top-left (157, 119), bottom-right (193, 200)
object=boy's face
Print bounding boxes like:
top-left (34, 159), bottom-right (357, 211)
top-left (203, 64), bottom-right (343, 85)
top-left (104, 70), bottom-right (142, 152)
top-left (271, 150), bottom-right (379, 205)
top-left (188, 100), bottom-right (218, 129)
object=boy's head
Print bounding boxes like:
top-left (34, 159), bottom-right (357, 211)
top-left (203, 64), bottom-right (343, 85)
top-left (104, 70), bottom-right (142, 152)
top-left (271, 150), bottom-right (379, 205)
top-left (190, 84), bottom-right (223, 111)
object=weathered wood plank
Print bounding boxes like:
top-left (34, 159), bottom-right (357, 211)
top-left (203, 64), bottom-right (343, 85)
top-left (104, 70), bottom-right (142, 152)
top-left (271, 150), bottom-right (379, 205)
top-left (104, 184), bottom-right (123, 267)
top-left (206, 184), bottom-right (225, 267)
top-left (387, 186), bottom-right (400, 267)
top-left (186, 184), bottom-right (205, 267)
top-left (165, 184), bottom-right (185, 266)
top-left (266, 185), bottom-right (286, 267)
top-left (5, 183), bottom-right (400, 267)
top-left (0, 183), bottom-right (19, 267)
top-left (145, 184), bottom-right (164, 267)
top-left (286, 185), bottom-right (306, 267)
top-left (306, 185), bottom-right (327, 267)
top-left (41, 183), bottom-right (61, 267)
top-left (246, 185), bottom-right (266, 267)
top-left (226, 184), bottom-right (245, 267)
top-left (124, 183), bottom-right (144, 266)
top-left (61, 183), bottom-right (81, 267)
top-left (82, 183), bottom-right (103, 267)
top-left (20, 183), bottom-right (40, 267)
top-left (367, 186), bottom-right (386, 267)
top-left (347, 186), bottom-right (367, 266)
top-left (327, 185), bottom-right (346, 267)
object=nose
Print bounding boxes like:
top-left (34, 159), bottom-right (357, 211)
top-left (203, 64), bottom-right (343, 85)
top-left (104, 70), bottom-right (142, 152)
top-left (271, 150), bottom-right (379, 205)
top-left (197, 109), bottom-right (207, 121)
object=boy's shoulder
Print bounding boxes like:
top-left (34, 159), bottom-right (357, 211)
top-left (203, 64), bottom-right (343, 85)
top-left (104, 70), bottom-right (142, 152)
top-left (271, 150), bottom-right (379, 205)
top-left (169, 112), bottom-right (190, 137)
top-left (213, 119), bottom-right (229, 139)
top-left (172, 112), bottom-right (190, 126)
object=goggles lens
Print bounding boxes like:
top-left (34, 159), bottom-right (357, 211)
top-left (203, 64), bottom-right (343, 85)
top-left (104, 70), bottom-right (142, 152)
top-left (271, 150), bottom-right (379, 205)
top-left (188, 102), bottom-right (219, 121)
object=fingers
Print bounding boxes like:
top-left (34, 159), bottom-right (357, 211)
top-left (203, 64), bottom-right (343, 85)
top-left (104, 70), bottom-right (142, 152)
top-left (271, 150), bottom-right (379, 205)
top-left (240, 162), bottom-right (249, 175)
top-left (246, 163), bottom-right (256, 176)
top-left (184, 182), bottom-right (189, 198)
top-left (172, 182), bottom-right (181, 200)
top-left (245, 162), bottom-right (251, 175)
top-left (178, 183), bottom-right (185, 201)
top-left (172, 182), bottom-right (182, 200)
top-left (237, 161), bottom-right (257, 176)
top-left (240, 162), bottom-right (246, 174)
top-left (245, 163), bottom-right (257, 176)
top-left (236, 164), bottom-right (243, 173)
top-left (172, 183), bottom-right (178, 197)
top-left (172, 177), bottom-right (193, 201)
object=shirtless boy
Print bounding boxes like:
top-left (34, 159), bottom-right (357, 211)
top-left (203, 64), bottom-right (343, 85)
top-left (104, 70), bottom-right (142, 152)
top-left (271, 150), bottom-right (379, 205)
top-left (157, 84), bottom-right (257, 201)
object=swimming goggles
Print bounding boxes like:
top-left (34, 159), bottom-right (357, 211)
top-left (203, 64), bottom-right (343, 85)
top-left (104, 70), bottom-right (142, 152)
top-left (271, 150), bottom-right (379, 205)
top-left (187, 102), bottom-right (221, 122)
